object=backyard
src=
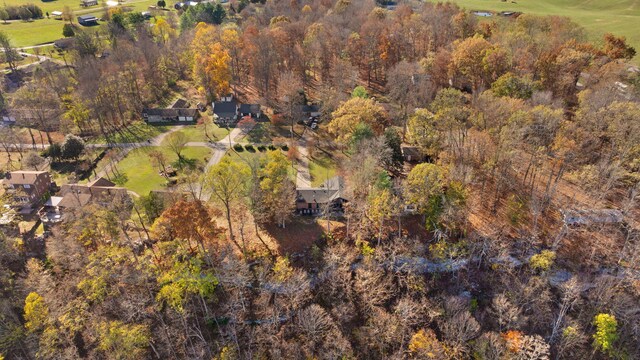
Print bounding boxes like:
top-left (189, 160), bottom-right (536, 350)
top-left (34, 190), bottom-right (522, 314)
top-left (308, 152), bottom-right (338, 187)
top-left (88, 121), bottom-right (170, 144)
top-left (112, 146), bottom-right (212, 195)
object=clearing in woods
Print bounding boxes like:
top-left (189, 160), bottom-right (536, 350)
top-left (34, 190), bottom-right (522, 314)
top-left (0, 0), bottom-right (161, 47)
top-left (443, 0), bottom-right (640, 63)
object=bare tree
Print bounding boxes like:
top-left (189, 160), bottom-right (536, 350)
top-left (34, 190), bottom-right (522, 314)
top-left (164, 131), bottom-right (188, 161)
top-left (490, 293), bottom-right (521, 331)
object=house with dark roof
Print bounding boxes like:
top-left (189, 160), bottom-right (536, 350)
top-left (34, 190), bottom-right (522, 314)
top-left (80, 0), bottom-right (98, 7)
top-left (142, 100), bottom-right (199, 124)
top-left (2, 171), bottom-right (52, 214)
top-left (296, 176), bottom-right (347, 215)
top-left (77, 15), bottom-right (98, 26)
top-left (239, 104), bottom-right (262, 119)
top-left (212, 100), bottom-right (239, 125)
top-left (299, 104), bottom-right (322, 118)
top-left (171, 99), bottom-right (190, 109)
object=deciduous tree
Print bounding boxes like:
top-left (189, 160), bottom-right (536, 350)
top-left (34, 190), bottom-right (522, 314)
top-left (164, 131), bottom-right (188, 161)
top-left (205, 157), bottom-right (250, 249)
top-left (328, 97), bottom-right (388, 144)
top-left (259, 150), bottom-right (295, 227)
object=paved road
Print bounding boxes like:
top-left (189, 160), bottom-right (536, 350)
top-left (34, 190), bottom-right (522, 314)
top-left (204, 124), bottom-right (256, 171)
top-left (296, 144), bottom-right (312, 189)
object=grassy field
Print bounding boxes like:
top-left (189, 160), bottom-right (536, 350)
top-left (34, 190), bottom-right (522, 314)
top-left (114, 146), bottom-right (212, 195)
top-left (1, 0), bottom-right (161, 47)
top-left (448, 0), bottom-right (640, 62)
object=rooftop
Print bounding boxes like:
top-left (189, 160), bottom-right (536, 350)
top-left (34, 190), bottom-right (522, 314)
top-left (143, 108), bottom-right (198, 117)
top-left (296, 176), bottom-right (346, 204)
top-left (3, 171), bottom-right (49, 185)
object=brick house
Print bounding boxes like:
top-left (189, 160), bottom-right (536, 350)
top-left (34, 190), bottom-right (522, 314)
top-left (2, 171), bottom-right (51, 213)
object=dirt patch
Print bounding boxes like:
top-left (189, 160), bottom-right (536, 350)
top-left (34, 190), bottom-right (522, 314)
top-left (263, 217), bottom-right (327, 255)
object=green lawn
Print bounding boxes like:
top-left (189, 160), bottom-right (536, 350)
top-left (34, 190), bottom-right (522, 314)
top-left (447, 0), bottom-right (640, 63)
top-left (162, 124), bottom-right (230, 144)
top-left (1, 0), bottom-right (163, 47)
top-left (239, 123), bottom-right (300, 145)
top-left (89, 121), bottom-right (170, 144)
top-left (224, 148), bottom-right (298, 180)
top-left (241, 123), bottom-right (273, 144)
top-left (23, 44), bottom-right (68, 60)
top-left (114, 146), bottom-right (212, 195)
top-left (308, 153), bottom-right (337, 187)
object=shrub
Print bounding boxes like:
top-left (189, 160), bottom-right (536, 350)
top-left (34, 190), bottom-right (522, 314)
top-left (61, 135), bottom-right (85, 160)
top-left (529, 250), bottom-right (556, 272)
top-left (257, 145), bottom-right (266, 152)
top-left (281, 144), bottom-right (289, 151)
top-left (233, 143), bottom-right (244, 152)
top-left (42, 143), bottom-right (62, 160)
top-left (62, 23), bottom-right (75, 37)
top-left (244, 144), bottom-right (255, 152)
top-left (593, 314), bottom-right (618, 356)
top-left (506, 194), bottom-right (527, 226)
top-left (268, 144), bottom-right (276, 151)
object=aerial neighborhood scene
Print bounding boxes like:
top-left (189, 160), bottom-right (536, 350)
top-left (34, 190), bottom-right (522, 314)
top-left (0, 0), bottom-right (640, 358)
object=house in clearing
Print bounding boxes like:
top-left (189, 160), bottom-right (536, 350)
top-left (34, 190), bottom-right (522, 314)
top-left (80, 0), bottom-right (98, 7)
top-left (143, 99), bottom-right (199, 124)
top-left (296, 176), bottom-right (347, 215)
top-left (77, 15), bottom-right (98, 26)
top-left (212, 95), bottom-right (239, 125)
top-left (1, 171), bottom-right (52, 214)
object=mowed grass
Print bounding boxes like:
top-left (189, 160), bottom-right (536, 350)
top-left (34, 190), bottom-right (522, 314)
top-left (89, 121), bottom-right (170, 144)
top-left (447, 0), bottom-right (640, 62)
top-left (115, 146), bottom-right (212, 195)
top-left (1, 0), bottom-right (162, 47)
top-left (163, 124), bottom-right (230, 144)
top-left (308, 153), bottom-right (337, 187)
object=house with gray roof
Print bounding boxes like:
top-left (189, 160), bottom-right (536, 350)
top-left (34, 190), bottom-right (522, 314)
top-left (296, 176), bottom-right (347, 215)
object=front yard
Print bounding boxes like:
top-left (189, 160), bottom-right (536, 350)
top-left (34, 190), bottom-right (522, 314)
top-left (89, 121), bottom-right (170, 144)
top-left (162, 124), bottom-right (229, 144)
top-left (308, 152), bottom-right (338, 187)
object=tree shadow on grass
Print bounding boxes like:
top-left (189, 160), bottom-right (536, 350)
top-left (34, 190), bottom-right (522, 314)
top-left (247, 124), bottom-right (271, 143)
top-left (172, 157), bottom-right (197, 170)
